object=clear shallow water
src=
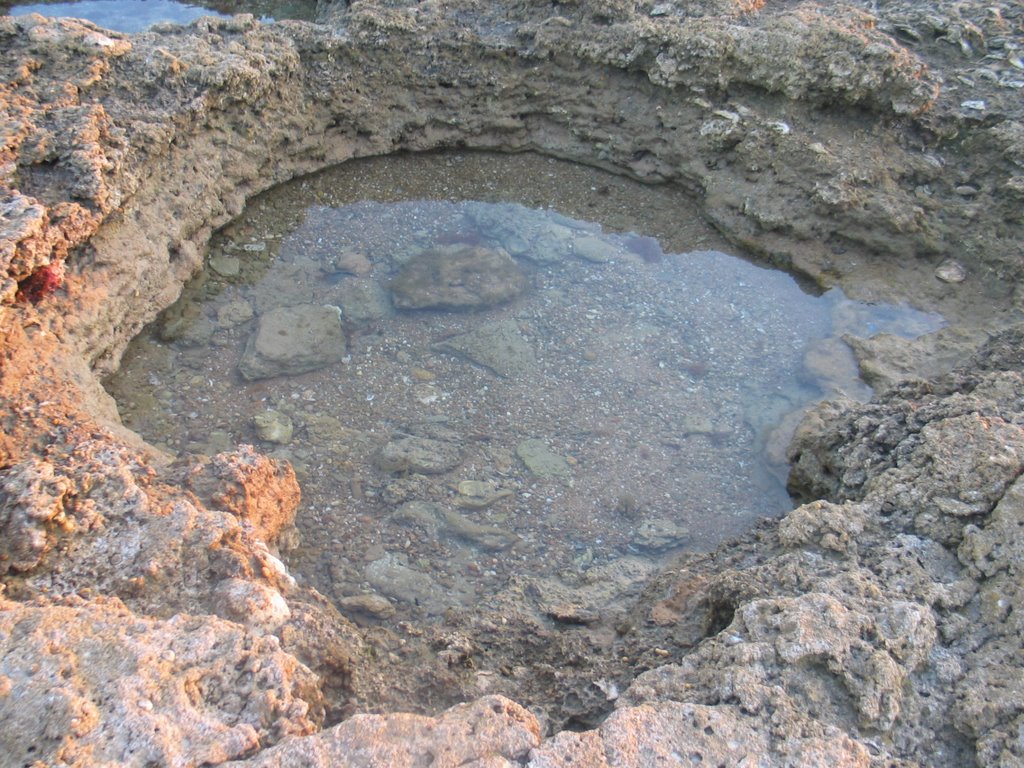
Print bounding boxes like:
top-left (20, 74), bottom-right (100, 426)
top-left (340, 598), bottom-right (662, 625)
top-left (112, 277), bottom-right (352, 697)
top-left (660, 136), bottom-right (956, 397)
top-left (106, 152), bottom-right (944, 624)
top-left (5, 0), bottom-right (231, 30)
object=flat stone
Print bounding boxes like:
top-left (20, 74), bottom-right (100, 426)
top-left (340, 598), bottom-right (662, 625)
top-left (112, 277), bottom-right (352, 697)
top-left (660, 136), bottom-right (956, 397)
top-left (374, 435), bottom-right (463, 474)
top-left (633, 517), bottom-right (689, 552)
top-left (516, 438), bottom-right (571, 478)
top-left (433, 319), bottom-right (536, 378)
top-left (573, 235), bottom-right (620, 263)
top-left (334, 278), bottom-right (392, 323)
top-left (337, 593), bottom-right (396, 619)
top-left (209, 253), bottom-right (240, 277)
top-left (239, 304), bottom-right (346, 381)
top-left (390, 244), bottom-right (527, 310)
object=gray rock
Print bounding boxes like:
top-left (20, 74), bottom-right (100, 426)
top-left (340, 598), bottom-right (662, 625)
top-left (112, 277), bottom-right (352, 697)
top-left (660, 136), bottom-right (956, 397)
top-left (433, 320), bottom-right (536, 378)
top-left (516, 438), bottom-right (571, 478)
top-left (238, 304), bottom-right (346, 381)
top-left (334, 278), bottom-right (392, 323)
top-left (374, 435), bottom-right (463, 474)
top-left (632, 516), bottom-right (689, 552)
top-left (573, 235), bottom-right (620, 263)
top-left (365, 552), bottom-right (446, 608)
top-left (209, 253), bottom-right (240, 277)
top-left (390, 244), bottom-right (528, 310)
top-left (253, 410), bottom-right (294, 444)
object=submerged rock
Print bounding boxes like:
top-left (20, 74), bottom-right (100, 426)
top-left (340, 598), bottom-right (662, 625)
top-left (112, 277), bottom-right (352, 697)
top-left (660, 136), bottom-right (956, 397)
top-left (433, 319), bottom-right (537, 377)
top-left (390, 244), bottom-right (528, 310)
top-left (239, 304), bottom-right (346, 380)
top-left (333, 278), bottom-right (392, 323)
top-left (253, 409), bottom-right (294, 444)
top-left (573, 234), bottom-right (621, 263)
top-left (516, 438), bottom-right (571, 478)
top-left (374, 434), bottom-right (463, 475)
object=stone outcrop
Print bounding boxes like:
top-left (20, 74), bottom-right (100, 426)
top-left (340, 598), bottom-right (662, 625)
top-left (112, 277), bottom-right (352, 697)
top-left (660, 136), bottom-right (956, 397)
top-left (1, 0), bottom-right (1023, 766)
top-left (0, 596), bottom-right (322, 767)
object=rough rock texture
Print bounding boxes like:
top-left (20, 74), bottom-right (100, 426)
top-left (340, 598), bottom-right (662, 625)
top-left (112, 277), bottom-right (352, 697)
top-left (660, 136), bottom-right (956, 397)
top-left (226, 695), bottom-right (541, 768)
top-left (1, 0), bottom-right (1023, 765)
top-left (0, 595), bottom-right (322, 767)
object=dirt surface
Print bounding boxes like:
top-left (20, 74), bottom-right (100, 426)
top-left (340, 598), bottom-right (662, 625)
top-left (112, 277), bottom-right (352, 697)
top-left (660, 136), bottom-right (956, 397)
top-left (1, 0), bottom-right (1023, 765)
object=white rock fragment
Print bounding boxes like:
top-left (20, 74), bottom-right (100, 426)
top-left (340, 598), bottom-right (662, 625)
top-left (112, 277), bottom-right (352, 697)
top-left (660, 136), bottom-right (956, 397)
top-left (935, 260), bottom-right (967, 284)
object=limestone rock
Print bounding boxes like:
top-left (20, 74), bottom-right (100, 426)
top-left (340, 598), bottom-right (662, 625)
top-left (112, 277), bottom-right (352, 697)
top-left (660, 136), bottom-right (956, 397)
top-left (253, 409), bottom-right (294, 444)
top-left (333, 278), bottom-right (392, 323)
top-left (390, 244), bottom-right (528, 310)
top-left (374, 434), bottom-right (463, 475)
top-left (0, 458), bottom-right (76, 575)
top-left (225, 695), bottom-right (540, 767)
top-left (433, 319), bottom-right (537, 377)
top-left (212, 577), bottom-right (292, 631)
top-left (529, 701), bottom-right (871, 767)
top-left (516, 438), bottom-right (571, 478)
top-left (181, 446), bottom-right (301, 547)
top-left (0, 596), bottom-right (322, 768)
top-left (239, 304), bottom-right (346, 380)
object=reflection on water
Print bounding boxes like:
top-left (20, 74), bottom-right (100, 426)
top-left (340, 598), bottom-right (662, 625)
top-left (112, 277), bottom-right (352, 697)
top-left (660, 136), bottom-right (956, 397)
top-left (106, 152), bottom-right (944, 626)
top-left (5, 0), bottom-right (232, 30)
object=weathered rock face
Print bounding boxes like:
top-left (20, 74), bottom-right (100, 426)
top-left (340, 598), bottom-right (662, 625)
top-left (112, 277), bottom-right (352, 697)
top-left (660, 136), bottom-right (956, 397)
top-left (225, 695), bottom-right (541, 768)
top-left (389, 244), bottom-right (528, 311)
top-left (0, 596), bottom-right (323, 767)
top-left (1, 0), bottom-right (1023, 766)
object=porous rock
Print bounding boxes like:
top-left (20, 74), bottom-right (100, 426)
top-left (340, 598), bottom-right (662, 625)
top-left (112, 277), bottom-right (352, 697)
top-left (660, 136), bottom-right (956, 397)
top-left (226, 695), bottom-right (540, 767)
top-left (0, 596), bottom-right (322, 767)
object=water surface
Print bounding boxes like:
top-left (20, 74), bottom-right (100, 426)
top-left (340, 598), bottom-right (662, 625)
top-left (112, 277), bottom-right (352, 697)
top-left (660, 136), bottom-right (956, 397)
top-left (106, 152), bottom-right (944, 624)
top-left (5, 0), bottom-right (233, 30)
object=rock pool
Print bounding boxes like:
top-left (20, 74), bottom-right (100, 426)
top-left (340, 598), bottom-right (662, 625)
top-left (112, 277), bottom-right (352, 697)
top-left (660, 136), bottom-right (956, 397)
top-left (106, 151), bottom-right (943, 629)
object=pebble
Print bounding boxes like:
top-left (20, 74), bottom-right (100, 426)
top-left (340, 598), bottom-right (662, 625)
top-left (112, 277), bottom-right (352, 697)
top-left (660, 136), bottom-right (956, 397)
top-left (338, 593), bottom-right (396, 619)
top-left (209, 254), bottom-right (240, 277)
top-left (935, 260), bottom-right (967, 284)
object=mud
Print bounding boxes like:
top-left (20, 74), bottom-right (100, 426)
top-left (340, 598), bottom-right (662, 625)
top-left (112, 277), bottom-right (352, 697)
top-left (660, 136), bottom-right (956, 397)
top-left (1, 0), bottom-right (1023, 765)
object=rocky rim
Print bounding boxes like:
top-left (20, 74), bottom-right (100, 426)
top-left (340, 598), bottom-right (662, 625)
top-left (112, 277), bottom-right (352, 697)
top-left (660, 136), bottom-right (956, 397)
top-left (1, 0), bottom-right (1023, 766)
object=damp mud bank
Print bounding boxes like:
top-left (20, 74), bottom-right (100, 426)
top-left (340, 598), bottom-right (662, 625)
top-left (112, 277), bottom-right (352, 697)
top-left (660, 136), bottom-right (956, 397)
top-left (1, 0), bottom-right (1023, 765)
